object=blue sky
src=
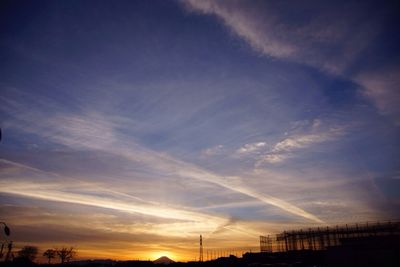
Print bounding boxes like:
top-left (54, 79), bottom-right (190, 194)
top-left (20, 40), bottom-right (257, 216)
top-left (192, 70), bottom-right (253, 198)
top-left (1, 0), bottom-right (400, 261)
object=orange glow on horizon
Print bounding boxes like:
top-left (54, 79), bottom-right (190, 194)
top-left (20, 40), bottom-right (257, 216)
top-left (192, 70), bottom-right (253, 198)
top-left (29, 243), bottom-right (196, 263)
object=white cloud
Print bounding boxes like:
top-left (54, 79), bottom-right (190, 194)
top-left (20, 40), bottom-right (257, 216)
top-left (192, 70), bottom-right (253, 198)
top-left (201, 144), bottom-right (224, 156)
top-left (260, 153), bottom-right (290, 164)
top-left (274, 133), bottom-right (329, 151)
top-left (257, 125), bottom-right (345, 165)
top-left (236, 142), bottom-right (266, 154)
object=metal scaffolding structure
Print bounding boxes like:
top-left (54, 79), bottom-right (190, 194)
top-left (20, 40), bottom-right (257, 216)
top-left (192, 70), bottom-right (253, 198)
top-left (260, 235), bottom-right (273, 253)
top-left (261, 221), bottom-right (400, 253)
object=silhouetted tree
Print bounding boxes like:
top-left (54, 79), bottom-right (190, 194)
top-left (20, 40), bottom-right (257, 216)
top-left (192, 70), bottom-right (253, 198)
top-left (16, 246), bottom-right (38, 262)
top-left (56, 247), bottom-right (75, 264)
top-left (43, 249), bottom-right (56, 264)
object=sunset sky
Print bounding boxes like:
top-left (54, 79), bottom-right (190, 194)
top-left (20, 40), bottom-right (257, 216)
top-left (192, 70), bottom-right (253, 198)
top-left (1, 0), bottom-right (400, 262)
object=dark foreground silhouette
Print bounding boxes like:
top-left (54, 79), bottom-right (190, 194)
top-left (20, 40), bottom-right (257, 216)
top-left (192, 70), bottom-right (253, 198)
top-left (1, 221), bottom-right (399, 267)
top-left (1, 239), bottom-right (399, 267)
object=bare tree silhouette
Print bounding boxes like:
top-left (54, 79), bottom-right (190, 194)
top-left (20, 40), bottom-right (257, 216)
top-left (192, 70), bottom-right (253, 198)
top-left (16, 246), bottom-right (38, 262)
top-left (56, 247), bottom-right (76, 264)
top-left (43, 249), bottom-right (56, 264)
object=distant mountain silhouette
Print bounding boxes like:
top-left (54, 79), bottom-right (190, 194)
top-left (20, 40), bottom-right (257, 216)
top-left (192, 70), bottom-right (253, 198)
top-left (154, 256), bottom-right (175, 264)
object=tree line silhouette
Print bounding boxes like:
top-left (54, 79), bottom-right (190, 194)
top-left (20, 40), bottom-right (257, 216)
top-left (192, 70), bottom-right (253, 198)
top-left (1, 221), bottom-right (76, 265)
top-left (14, 246), bottom-right (76, 264)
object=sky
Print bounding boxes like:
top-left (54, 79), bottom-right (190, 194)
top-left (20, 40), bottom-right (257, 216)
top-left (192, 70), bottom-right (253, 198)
top-left (1, 0), bottom-right (400, 262)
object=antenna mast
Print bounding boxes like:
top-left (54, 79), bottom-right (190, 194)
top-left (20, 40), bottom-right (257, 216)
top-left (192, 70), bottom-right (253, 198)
top-left (199, 235), bottom-right (203, 262)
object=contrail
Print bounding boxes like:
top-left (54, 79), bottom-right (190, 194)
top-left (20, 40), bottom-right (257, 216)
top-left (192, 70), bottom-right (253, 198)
top-left (2, 110), bottom-right (324, 223)
top-left (0, 180), bottom-right (227, 227)
top-left (175, 166), bottom-right (324, 223)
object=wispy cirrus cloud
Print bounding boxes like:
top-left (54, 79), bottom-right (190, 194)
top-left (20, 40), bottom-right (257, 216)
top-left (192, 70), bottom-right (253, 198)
top-left (181, 0), bottom-right (296, 58)
top-left (1, 95), bottom-right (323, 223)
top-left (0, 159), bottom-right (236, 245)
top-left (180, 0), bottom-right (399, 123)
top-left (0, 179), bottom-right (227, 235)
top-left (180, 0), bottom-right (377, 74)
top-left (355, 66), bottom-right (400, 124)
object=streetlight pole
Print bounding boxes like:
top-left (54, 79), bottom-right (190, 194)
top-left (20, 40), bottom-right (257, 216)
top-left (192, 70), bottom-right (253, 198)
top-left (0, 222), bottom-right (11, 261)
top-left (0, 222), bottom-right (10, 237)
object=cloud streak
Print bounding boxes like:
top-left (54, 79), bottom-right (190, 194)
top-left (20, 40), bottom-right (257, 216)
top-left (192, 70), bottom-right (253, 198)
top-left (180, 0), bottom-right (399, 122)
top-left (0, 179), bottom-right (227, 232)
top-left (181, 0), bottom-right (296, 59)
top-left (2, 96), bottom-right (323, 223)
top-left (181, 0), bottom-right (377, 74)
top-left (355, 66), bottom-right (400, 124)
